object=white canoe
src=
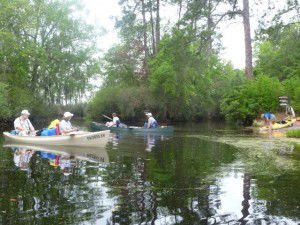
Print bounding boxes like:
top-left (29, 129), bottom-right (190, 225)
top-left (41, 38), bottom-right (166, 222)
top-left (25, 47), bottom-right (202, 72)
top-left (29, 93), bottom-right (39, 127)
top-left (3, 130), bottom-right (110, 147)
top-left (3, 143), bottom-right (109, 163)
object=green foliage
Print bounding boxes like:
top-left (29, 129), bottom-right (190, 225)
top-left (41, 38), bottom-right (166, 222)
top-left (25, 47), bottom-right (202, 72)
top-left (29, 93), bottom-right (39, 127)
top-left (255, 24), bottom-right (300, 80)
top-left (87, 85), bottom-right (156, 121)
top-left (0, 0), bottom-right (99, 119)
top-left (220, 75), bottom-right (284, 124)
top-left (286, 129), bottom-right (300, 138)
top-left (101, 45), bottom-right (140, 87)
top-left (148, 31), bottom-right (241, 120)
top-left (0, 82), bottom-right (12, 119)
top-left (282, 77), bottom-right (300, 112)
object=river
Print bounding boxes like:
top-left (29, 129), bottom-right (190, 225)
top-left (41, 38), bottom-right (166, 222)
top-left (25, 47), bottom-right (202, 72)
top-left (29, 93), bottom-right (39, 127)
top-left (0, 122), bottom-right (299, 224)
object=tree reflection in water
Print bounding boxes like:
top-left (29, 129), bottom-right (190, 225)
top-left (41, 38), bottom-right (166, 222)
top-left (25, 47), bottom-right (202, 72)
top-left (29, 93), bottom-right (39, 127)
top-left (0, 132), bottom-right (299, 224)
top-left (0, 145), bottom-right (108, 224)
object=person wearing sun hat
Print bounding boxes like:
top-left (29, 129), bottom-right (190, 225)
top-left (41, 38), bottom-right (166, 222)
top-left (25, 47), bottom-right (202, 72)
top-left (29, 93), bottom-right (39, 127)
top-left (14, 109), bottom-right (36, 136)
top-left (145, 112), bottom-right (159, 128)
top-left (59, 112), bottom-right (78, 135)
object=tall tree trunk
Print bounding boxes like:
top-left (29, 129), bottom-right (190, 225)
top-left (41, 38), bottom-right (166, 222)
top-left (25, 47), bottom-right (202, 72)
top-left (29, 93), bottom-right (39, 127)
top-left (155, 0), bottom-right (160, 51)
top-left (150, 0), bottom-right (156, 54)
top-left (242, 0), bottom-right (253, 79)
top-left (177, 0), bottom-right (183, 28)
top-left (141, 0), bottom-right (148, 75)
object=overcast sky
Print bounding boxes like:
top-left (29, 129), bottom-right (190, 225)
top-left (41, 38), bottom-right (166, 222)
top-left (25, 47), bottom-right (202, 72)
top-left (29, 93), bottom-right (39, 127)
top-left (80, 0), bottom-right (292, 69)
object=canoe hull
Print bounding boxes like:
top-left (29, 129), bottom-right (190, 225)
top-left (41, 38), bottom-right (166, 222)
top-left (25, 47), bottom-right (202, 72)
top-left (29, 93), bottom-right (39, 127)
top-left (259, 119), bottom-right (296, 132)
top-left (3, 130), bottom-right (110, 147)
top-left (91, 122), bottom-right (174, 133)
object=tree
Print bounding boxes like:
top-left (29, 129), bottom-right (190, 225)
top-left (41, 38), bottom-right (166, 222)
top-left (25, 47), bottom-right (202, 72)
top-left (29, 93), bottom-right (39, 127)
top-left (242, 0), bottom-right (253, 79)
top-left (0, 0), bottom-right (100, 109)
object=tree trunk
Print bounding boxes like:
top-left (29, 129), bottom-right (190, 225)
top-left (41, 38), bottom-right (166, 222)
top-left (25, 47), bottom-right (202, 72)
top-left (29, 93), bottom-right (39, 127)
top-left (155, 0), bottom-right (160, 51)
top-left (150, 0), bottom-right (156, 54)
top-left (141, 0), bottom-right (148, 75)
top-left (242, 0), bottom-right (253, 79)
top-left (177, 0), bottom-right (182, 28)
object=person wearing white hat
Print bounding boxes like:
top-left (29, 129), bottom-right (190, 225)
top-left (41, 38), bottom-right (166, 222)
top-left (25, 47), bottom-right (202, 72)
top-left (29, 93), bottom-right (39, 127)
top-left (145, 112), bottom-right (159, 128)
top-left (59, 112), bottom-right (78, 135)
top-left (14, 109), bottom-right (36, 136)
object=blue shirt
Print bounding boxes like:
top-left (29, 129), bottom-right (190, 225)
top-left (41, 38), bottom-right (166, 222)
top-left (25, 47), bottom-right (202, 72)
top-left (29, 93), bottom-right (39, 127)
top-left (264, 113), bottom-right (275, 119)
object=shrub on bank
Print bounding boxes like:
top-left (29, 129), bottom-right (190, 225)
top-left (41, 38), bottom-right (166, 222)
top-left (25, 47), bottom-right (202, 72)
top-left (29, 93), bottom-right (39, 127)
top-left (220, 75), bottom-right (284, 125)
top-left (286, 129), bottom-right (300, 138)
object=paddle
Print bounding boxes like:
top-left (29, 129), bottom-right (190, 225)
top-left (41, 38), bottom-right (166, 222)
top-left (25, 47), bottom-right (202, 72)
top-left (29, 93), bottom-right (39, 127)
top-left (102, 114), bottom-right (128, 127)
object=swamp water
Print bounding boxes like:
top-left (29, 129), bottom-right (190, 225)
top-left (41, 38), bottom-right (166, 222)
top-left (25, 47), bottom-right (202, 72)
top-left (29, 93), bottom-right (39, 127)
top-left (0, 122), bottom-right (299, 224)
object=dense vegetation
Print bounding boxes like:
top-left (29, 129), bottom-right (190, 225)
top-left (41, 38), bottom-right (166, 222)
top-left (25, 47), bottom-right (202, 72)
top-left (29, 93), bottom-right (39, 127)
top-left (0, 0), bottom-right (99, 121)
top-left (88, 0), bottom-right (299, 124)
top-left (0, 0), bottom-right (299, 125)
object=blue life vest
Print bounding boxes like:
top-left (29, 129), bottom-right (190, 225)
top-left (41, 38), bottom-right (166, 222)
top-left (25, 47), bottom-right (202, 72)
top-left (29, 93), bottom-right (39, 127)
top-left (41, 128), bottom-right (57, 136)
top-left (150, 120), bottom-right (159, 128)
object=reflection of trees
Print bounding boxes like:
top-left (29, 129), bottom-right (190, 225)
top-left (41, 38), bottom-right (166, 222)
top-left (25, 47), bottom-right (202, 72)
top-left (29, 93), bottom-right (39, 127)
top-left (235, 143), bottom-right (300, 221)
top-left (0, 147), bottom-right (106, 224)
top-left (102, 137), bottom-right (237, 224)
top-left (253, 172), bottom-right (300, 220)
top-left (238, 172), bottom-right (251, 224)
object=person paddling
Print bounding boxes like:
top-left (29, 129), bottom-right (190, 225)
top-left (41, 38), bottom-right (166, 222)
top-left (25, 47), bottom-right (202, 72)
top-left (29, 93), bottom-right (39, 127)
top-left (14, 110), bottom-right (36, 136)
top-left (145, 112), bottom-right (159, 128)
top-left (59, 112), bottom-right (78, 135)
top-left (105, 113), bottom-right (121, 127)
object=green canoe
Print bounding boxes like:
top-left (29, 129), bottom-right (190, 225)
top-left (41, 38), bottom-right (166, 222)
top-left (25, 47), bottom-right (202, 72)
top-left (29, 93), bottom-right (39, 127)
top-left (91, 122), bottom-right (174, 133)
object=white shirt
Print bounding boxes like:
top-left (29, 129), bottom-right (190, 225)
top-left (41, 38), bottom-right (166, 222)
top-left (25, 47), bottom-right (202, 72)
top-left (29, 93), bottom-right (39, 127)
top-left (147, 117), bottom-right (156, 128)
top-left (113, 117), bottom-right (120, 125)
top-left (59, 120), bottom-right (73, 133)
top-left (14, 117), bottom-right (34, 132)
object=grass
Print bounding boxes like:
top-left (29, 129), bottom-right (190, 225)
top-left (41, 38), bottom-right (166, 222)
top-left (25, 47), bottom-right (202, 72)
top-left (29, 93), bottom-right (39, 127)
top-left (286, 129), bottom-right (300, 138)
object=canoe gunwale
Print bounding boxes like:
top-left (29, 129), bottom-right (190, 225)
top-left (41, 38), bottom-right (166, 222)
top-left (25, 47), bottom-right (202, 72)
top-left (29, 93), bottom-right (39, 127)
top-left (91, 122), bottom-right (174, 133)
top-left (3, 130), bottom-right (110, 147)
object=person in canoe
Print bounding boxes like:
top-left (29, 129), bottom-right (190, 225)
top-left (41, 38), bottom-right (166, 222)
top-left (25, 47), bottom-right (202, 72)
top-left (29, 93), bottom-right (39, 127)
top-left (59, 112), bottom-right (79, 135)
top-left (105, 113), bottom-right (121, 127)
top-left (261, 112), bottom-right (276, 130)
top-left (145, 112), bottom-right (159, 128)
top-left (14, 109), bottom-right (36, 136)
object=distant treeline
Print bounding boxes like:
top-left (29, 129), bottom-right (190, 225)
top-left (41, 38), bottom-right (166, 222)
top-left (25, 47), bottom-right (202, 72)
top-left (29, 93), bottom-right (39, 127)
top-left (87, 0), bottom-right (300, 125)
top-left (1, 0), bottom-right (299, 125)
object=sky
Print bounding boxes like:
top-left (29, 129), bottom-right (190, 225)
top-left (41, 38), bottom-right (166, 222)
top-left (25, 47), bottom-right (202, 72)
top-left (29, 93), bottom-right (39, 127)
top-left (80, 0), bottom-right (291, 69)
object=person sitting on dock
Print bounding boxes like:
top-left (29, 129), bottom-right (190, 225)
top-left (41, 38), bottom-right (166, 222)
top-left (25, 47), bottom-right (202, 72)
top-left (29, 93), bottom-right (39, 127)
top-left (59, 112), bottom-right (78, 135)
top-left (105, 113), bottom-right (121, 127)
top-left (145, 112), bottom-right (159, 128)
top-left (14, 110), bottom-right (36, 136)
top-left (261, 113), bottom-right (276, 130)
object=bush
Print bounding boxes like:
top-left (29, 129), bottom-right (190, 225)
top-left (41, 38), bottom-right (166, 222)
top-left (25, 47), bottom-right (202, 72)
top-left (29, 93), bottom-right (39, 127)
top-left (87, 85), bottom-right (157, 122)
top-left (282, 77), bottom-right (300, 113)
top-left (220, 75), bottom-right (284, 125)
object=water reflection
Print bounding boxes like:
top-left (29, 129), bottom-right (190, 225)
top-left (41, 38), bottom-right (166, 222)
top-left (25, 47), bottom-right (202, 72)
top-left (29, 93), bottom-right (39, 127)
top-left (13, 147), bottom-right (35, 171)
top-left (0, 125), bottom-right (299, 224)
top-left (108, 132), bottom-right (174, 153)
top-left (5, 144), bottom-right (109, 174)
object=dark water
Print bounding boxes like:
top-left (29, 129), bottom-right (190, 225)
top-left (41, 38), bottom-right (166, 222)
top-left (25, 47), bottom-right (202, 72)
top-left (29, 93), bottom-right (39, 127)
top-left (0, 122), bottom-right (300, 224)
